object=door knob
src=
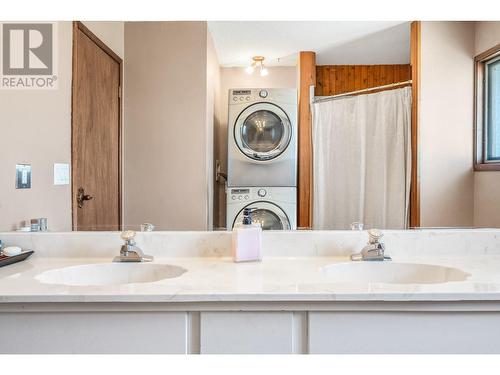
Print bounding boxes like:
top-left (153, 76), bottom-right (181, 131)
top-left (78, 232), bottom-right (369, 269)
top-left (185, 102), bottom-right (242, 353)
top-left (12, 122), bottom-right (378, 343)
top-left (77, 187), bottom-right (94, 208)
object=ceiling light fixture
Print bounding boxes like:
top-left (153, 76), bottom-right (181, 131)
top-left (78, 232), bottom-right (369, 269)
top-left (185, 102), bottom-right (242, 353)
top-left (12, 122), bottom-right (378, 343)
top-left (246, 56), bottom-right (268, 77)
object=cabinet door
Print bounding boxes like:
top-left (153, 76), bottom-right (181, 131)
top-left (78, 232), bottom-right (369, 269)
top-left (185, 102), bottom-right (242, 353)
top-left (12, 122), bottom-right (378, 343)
top-left (0, 312), bottom-right (188, 354)
top-left (309, 311), bottom-right (500, 354)
top-left (200, 312), bottom-right (295, 354)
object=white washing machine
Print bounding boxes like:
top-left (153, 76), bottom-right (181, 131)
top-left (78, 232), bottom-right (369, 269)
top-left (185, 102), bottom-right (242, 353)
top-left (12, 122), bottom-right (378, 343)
top-left (226, 187), bottom-right (296, 230)
top-left (227, 88), bottom-right (297, 187)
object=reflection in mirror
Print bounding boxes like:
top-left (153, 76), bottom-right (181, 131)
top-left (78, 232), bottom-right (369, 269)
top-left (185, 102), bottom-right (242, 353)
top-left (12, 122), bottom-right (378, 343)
top-left (1, 21), bottom-right (499, 232)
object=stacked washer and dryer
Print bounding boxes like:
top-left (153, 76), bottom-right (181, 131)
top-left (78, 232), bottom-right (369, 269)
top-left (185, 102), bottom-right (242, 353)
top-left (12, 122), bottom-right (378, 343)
top-left (226, 88), bottom-right (297, 230)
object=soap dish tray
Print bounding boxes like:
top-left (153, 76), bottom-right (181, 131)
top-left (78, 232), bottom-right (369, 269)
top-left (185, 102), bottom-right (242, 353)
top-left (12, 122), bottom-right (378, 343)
top-left (0, 250), bottom-right (35, 267)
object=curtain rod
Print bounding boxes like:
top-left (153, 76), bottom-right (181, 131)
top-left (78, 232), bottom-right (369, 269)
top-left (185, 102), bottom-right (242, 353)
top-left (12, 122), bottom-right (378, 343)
top-left (313, 80), bottom-right (412, 103)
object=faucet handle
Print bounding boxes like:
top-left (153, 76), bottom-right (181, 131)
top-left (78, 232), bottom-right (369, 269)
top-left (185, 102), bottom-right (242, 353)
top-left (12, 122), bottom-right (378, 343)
top-left (121, 230), bottom-right (136, 243)
top-left (367, 229), bottom-right (383, 244)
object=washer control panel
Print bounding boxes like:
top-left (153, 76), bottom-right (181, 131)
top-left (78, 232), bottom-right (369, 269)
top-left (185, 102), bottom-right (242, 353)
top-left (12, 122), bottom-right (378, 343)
top-left (230, 89), bottom-right (271, 103)
top-left (231, 89), bottom-right (252, 103)
top-left (229, 188), bottom-right (272, 202)
top-left (230, 188), bottom-right (250, 201)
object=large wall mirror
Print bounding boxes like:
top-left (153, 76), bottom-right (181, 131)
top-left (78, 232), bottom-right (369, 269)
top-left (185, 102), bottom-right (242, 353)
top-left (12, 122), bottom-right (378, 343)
top-left (0, 21), bottom-right (498, 232)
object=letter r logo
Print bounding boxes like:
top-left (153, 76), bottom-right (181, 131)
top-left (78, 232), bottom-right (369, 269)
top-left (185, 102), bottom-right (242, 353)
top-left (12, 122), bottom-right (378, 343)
top-left (2, 23), bottom-right (53, 75)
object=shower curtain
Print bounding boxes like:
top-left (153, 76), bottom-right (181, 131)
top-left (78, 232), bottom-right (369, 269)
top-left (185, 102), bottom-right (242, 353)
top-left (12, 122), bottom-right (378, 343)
top-left (312, 86), bottom-right (412, 230)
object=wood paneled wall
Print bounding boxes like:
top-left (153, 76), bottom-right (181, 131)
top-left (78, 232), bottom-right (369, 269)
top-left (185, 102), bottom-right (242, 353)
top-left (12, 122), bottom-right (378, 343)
top-left (315, 64), bottom-right (411, 96)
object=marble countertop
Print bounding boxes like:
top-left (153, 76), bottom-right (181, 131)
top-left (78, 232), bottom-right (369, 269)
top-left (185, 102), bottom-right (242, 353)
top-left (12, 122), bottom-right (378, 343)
top-left (2, 254), bottom-right (500, 303)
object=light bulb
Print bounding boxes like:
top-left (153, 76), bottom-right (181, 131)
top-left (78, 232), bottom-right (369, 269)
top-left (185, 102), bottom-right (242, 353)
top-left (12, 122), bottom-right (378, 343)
top-left (260, 67), bottom-right (269, 76)
top-left (245, 65), bottom-right (254, 74)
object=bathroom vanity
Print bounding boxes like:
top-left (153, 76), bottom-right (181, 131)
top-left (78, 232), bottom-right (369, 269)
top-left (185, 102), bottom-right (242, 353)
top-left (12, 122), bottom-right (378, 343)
top-left (1, 230), bottom-right (500, 354)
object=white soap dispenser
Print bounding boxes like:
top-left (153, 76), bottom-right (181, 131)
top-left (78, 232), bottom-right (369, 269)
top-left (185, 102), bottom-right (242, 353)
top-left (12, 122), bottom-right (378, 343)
top-left (231, 208), bottom-right (262, 262)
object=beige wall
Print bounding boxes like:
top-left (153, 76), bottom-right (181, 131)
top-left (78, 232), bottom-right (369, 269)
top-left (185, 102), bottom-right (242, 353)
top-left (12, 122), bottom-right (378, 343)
top-left (474, 22), bottom-right (500, 55)
top-left (473, 21), bottom-right (500, 227)
top-left (474, 173), bottom-right (500, 227)
top-left (0, 22), bottom-right (72, 231)
top-left (419, 22), bottom-right (475, 227)
top-left (0, 21), bottom-right (124, 232)
top-left (214, 67), bottom-right (297, 228)
top-left (123, 22), bottom-right (213, 230)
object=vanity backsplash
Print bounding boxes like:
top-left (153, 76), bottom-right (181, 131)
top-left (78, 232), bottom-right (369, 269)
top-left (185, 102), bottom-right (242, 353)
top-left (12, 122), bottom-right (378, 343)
top-left (0, 229), bottom-right (499, 259)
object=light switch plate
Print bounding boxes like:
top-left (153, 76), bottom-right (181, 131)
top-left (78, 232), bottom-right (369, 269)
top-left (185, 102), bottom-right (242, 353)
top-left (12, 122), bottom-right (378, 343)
top-left (54, 163), bottom-right (70, 185)
top-left (15, 164), bottom-right (31, 189)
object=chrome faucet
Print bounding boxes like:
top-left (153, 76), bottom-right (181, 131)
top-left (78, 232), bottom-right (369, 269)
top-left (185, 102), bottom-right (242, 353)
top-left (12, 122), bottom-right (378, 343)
top-left (113, 230), bottom-right (154, 262)
top-left (350, 229), bottom-right (391, 261)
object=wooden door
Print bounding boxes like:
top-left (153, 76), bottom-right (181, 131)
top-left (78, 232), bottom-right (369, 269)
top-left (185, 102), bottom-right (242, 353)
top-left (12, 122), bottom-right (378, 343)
top-left (72, 22), bottom-right (122, 231)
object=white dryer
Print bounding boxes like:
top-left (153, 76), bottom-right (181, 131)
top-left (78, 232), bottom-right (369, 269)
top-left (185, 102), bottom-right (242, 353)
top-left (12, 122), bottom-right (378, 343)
top-left (226, 187), bottom-right (296, 230)
top-left (227, 88), bottom-right (297, 187)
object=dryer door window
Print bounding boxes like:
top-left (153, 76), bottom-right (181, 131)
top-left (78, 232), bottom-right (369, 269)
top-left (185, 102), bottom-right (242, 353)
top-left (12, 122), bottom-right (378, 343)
top-left (234, 103), bottom-right (291, 161)
top-left (233, 202), bottom-right (291, 230)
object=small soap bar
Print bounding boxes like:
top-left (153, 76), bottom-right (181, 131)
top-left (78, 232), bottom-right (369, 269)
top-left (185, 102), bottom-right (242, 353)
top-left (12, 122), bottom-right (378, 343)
top-left (3, 246), bottom-right (22, 256)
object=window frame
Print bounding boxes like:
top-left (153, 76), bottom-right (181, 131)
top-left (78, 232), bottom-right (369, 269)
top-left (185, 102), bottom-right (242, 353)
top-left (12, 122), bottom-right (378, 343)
top-left (474, 43), bottom-right (500, 171)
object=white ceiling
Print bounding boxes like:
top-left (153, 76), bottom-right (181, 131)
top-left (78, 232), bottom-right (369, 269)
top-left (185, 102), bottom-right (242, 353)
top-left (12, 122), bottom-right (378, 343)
top-left (208, 21), bottom-right (410, 67)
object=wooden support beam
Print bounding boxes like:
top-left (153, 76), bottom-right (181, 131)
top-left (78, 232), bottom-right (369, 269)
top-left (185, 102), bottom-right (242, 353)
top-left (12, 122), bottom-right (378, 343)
top-left (297, 51), bottom-right (316, 229)
top-left (410, 21), bottom-right (421, 228)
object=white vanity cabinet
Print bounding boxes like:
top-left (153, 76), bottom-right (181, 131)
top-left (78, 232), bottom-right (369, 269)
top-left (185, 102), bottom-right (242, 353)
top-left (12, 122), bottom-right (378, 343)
top-left (0, 311), bottom-right (188, 354)
top-left (0, 307), bottom-right (305, 354)
top-left (308, 310), bottom-right (500, 354)
top-left (200, 312), bottom-right (296, 354)
top-left (2, 304), bottom-right (500, 353)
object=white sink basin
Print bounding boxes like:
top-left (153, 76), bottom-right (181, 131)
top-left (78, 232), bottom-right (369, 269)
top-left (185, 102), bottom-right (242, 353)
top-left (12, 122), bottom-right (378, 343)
top-left (322, 262), bottom-right (469, 284)
top-left (36, 263), bottom-right (187, 286)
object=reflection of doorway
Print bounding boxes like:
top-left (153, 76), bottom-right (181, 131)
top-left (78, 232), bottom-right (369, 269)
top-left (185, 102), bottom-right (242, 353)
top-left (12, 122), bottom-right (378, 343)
top-left (71, 21), bottom-right (122, 231)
